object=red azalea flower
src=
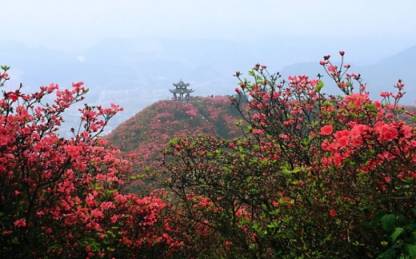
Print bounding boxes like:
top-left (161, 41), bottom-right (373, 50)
top-left (329, 209), bottom-right (337, 218)
top-left (320, 125), bottom-right (333, 136)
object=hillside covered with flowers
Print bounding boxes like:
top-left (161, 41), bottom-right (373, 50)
top-left (107, 96), bottom-right (242, 155)
top-left (106, 96), bottom-right (243, 193)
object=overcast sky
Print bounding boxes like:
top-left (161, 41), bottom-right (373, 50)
top-left (2, 0), bottom-right (416, 53)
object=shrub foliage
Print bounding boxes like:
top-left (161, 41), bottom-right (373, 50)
top-left (164, 53), bottom-right (416, 258)
top-left (1, 51), bottom-right (416, 258)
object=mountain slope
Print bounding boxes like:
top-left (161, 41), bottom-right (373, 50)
top-left (107, 96), bottom-right (242, 164)
top-left (106, 96), bottom-right (243, 193)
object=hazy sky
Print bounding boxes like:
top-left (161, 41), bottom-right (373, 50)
top-left (2, 0), bottom-right (416, 126)
top-left (3, 0), bottom-right (416, 52)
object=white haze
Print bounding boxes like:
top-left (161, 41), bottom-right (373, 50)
top-left (1, 0), bottom-right (416, 133)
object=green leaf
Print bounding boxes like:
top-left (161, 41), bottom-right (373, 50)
top-left (316, 80), bottom-right (324, 92)
top-left (377, 248), bottom-right (397, 259)
top-left (381, 214), bottom-right (396, 232)
top-left (391, 227), bottom-right (404, 242)
top-left (168, 138), bottom-right (179, 146)
top-left (267, 221), bottom-right (279, 230)
top-left (406, 244), bottom-right (416, 256)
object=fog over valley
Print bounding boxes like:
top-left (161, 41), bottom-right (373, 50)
top-left (1, 0), bottom-right (416, 132)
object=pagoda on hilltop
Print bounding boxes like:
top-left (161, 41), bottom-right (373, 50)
top-left (170, 80), bottom-right (194, 102)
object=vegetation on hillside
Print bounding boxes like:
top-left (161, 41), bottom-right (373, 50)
top-left (1, 52), bottom-right (415, 258)
top-left (163, 53), bottom-right (416, 258)
top-left (107, 96), bottom-right (243, 193)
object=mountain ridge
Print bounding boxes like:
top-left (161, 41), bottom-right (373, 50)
top-left (107, 95), bottom-right (242, 161)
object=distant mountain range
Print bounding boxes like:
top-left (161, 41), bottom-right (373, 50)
top-left (281, 45), bottom-right (416, 103)
top-left (1, 39), bottom-right (415, 132)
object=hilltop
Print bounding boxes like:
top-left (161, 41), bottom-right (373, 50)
top-left (106, 96), bottom-right (243, 192)
top-left (108, 96), bottom-right (242, 153)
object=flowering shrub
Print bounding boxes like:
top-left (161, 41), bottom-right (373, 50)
top-left (2, 51), bottom-right (415, 258)
top-left (164, 53), bottom-right (416, 258)
top-left (0, 66), bottom-right (181, 258)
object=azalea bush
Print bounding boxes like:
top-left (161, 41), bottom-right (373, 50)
top-left (0, 66), bottom-right (182, 258)
top-left (164, 53), bottom-right (416, 258)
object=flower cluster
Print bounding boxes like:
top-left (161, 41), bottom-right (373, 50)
top-left (164, 53), bottom-right (416, 258)
top-left (0, 66), bottom-right (181, 258)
